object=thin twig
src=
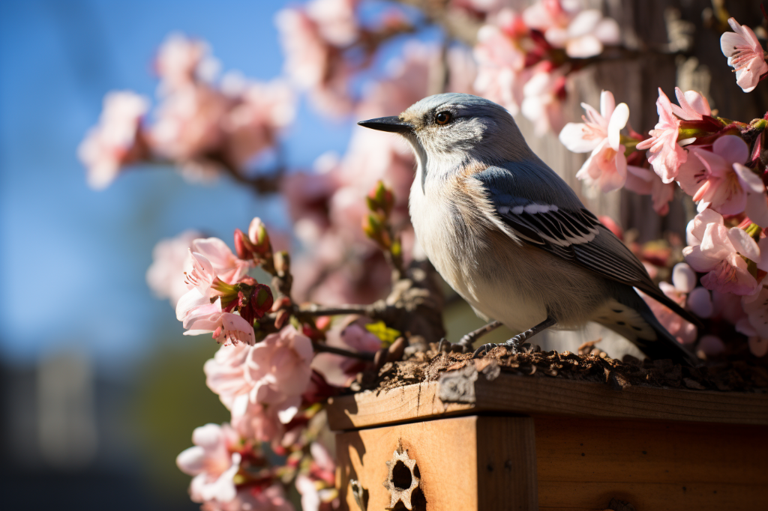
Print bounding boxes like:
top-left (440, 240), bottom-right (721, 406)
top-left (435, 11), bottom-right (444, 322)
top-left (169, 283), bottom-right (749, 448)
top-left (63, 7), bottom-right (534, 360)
top-left (298, 304), bottom-right (373, 317)
top-left (312, 342), bottom-right (375, 361)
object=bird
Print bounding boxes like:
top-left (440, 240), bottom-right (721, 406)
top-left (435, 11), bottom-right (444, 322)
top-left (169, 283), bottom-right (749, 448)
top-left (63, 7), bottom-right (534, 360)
top-left (358, 92), bottom-right (699, 365)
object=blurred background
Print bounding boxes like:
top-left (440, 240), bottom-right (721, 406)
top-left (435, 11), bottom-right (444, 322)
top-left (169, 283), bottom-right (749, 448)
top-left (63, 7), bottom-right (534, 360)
top-left (2, 0), bottom-right (767, 509)
top-left (0, 1), bottom-right (337, 509)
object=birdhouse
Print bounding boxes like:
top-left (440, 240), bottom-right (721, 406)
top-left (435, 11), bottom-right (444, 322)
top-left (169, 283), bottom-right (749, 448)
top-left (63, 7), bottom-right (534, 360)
top-left (328, 357), bottom-right (768, 511)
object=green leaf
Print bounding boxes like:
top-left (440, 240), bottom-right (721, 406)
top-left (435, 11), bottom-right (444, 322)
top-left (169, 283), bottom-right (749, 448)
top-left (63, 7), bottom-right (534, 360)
top-left (365, 321), bottom-right (401, 346)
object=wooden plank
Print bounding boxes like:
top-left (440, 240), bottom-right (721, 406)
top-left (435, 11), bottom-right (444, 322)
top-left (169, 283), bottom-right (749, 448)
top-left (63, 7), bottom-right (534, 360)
top-left (335, 416), bottom-right (538, 511)
top-left (326, 371), bottom-right (768, 431)
top-left (534, 416), bottom-right (768, 511)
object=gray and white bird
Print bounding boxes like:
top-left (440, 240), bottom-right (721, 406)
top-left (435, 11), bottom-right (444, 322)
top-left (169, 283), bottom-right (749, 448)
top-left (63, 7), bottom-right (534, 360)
top-left (358, 93), bottom-right (699, 364)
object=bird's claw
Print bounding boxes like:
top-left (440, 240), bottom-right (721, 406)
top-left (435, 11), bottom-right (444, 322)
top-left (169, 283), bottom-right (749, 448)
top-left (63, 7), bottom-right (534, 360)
top-left (472, 337), bottom-right (532, 358)
top-left (472, 343), bottom-right (494, 359)
top-left (437, 337), bottom-right (469, 354)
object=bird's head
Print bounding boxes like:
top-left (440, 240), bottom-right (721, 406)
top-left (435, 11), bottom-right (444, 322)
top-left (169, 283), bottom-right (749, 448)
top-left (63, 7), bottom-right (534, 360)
top-left (358, 93), bottom-right (534, 177)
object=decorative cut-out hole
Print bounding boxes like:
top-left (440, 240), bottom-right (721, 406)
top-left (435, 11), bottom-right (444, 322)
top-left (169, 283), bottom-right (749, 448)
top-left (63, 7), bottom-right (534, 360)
top-left (392, 460), bottom-right (412, 490)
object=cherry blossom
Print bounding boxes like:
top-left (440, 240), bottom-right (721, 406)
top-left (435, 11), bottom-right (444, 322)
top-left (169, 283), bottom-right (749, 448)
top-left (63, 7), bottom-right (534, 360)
top-left (78, 91), bottom-right (150, 190)
top-left (156, 33), bottom-right (219, 93)
top-left (735, 286), bottom-right (768, 357)
top-left (204, 327), bottom-right (313, 442)
top-left (683, 209), bottom-right (760, 295)
top-left (312, 322), bottom-right (382, 386)
top-left (150, 84), bottom-right (230, 165)
top-left (720, 17), bottom-right (768, 93)
top-left (473, 10), bottom-right (527, 113)
top-left (624, 165), bottom-right (675, 215)
top-left (205, 343), bottom-right (252, 410)
top-left (543, 8), bottom-right (620, 58)
top-left (192, 237), bottom-right (252, 285)
top-left (677, 135), bottom-right (764, 216)
top-left (635, 88), bottom-right (688, 183)
top-left (176, 423), bottom-right (242, 504)
top-left (305, 0), bottom-right (359, 47)
top-left (697, 335), bottom-right (726, 357)
top-left (220, 77), bottom-right (296, 170)
top-left (146, 230), bottom-right (203, 307)
top-left (521, 63), bottom-right (566, 135)
top-left (295, 443), bottom-right (338, 511)
top-left (275, 6), bottom-right (353, 116)
top-left (641, 262), bottom-right (702, 345)
top-left (559, 90), bottom-right (629, 192)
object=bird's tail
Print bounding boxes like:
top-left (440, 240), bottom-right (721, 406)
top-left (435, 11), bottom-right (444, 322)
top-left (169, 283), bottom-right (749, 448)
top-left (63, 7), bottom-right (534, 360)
top-left (595, 289), bottom-right (699, 366)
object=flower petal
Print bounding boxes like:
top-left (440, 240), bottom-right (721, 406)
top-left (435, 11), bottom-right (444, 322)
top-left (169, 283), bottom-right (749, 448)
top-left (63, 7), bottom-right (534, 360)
top-left (607, 102), bottom-right (629, 149)
top-left (559, 122), bottom-right (600, 153)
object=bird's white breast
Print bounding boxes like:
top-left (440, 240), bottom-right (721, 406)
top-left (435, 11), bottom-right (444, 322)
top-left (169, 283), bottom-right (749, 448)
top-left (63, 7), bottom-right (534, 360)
top-left (408, 168), bottom-right (549, 332)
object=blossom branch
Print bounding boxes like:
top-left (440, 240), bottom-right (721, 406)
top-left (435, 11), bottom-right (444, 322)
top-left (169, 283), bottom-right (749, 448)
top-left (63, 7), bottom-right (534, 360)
top-left (311, 341), bottom-right (375, 361)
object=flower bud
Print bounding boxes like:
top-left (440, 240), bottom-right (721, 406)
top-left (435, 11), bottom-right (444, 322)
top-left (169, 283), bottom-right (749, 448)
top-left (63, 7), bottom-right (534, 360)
top-left (274, 309), bottom-right (290, 330)
top-left (366, 180), bottom-right (395, 216)
top-left (274, 251), bottom-right (290, 276)
top-left (363, 213), bottom-right (390, 248)
top-left (233, 228), bottom-right (255, 260)
top-left (248, 217), bottom-right (272, 256)
top-left (251, 283), bottom-right (274, 319)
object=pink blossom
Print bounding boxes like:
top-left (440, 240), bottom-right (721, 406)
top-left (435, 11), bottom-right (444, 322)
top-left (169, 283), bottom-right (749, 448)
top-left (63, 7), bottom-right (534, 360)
top-left (735, 290), bottom-right (768, 357)
top-left (669, 88), bottom-right (712, 120)
top-left (741, 286), bottom-right (768, 338)
top-left (305, 0), bottom-right (359, 47)
top-left (559, 90), bottom-right (629, 192)
top-left (677, 135), bottom-right (763, 216)
top-left (176, 423), bottom-right (241, 503)
top-left (697, 335), bottom-right (726, 357)
top-left (720, 18), bottom-right (768, 93)
top-left (192, 238), bottom-right (252, 285)
top-left (640, 283), bottom-right (697, 345)
top-left (683, 209), bottom-right (760, 295)
top-left (275, 7), bottom-right (352, 116)
top-left (201, 486), bottom-right (295, 511)
top-left (175, 250), bottom-right (255, 345)
top-left (635, 88), bottom-right (688, 183)
top-left (522, 0), bottom-right (571, 32)
top-left (78, 91), bottom-right (150, 190)
top-left (521, 64), bottom-right (566, 135)
top-left (220, 77), bottom-right (296, 170)
top-left (204, 327), bottom-right (313, 442)
top-left (624, 165), bottom-right (675, 215)
top-left (544, 8), bottom-right (620, 58)
top-left (151, 84), bottom-right (230, 164)
top-left (641, 263), bottom-right (699, 345)
top-left (687, 287), bottom-right (713, 318)
top-left (295, 443), bottom-right (338, 511)
top-left (245, 326), bottom-right (314, 407)
top-left (473, 10), bottom-right (527, 113)
top-left (156, 33), bottom-right (219, 92)
top-left (312, 322), bottom-right (381, 386)
top-left (146, 230), bottom-right (202, 307)
top-left (182, 299), bottom-right (256, 346)
top-left (205, 343), bottom-right (252, 409)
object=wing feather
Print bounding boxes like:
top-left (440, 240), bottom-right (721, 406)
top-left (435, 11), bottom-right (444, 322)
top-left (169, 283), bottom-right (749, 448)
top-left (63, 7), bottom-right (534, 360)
top-left (472, 167), bottom-right (701, 327)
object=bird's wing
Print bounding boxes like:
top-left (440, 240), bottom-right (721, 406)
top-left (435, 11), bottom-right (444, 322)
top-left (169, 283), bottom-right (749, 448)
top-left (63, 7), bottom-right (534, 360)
top-left (472, 164), bottom-right (699, 325)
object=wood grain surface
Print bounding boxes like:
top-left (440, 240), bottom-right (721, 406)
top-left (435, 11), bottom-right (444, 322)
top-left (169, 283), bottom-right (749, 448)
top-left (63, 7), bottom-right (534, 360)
top-left (336, 415), bottom-right (538, 511)
top-left (326, 371), bottom-right (768, 431)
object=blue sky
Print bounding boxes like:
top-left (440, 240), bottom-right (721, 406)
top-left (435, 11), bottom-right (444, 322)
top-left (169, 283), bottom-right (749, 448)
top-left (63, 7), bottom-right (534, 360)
top-left (0, 0), bottom-right (359, 370)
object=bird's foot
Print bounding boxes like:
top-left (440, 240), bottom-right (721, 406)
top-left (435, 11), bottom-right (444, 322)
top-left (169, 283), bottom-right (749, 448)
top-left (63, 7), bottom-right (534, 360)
top-left (471, 335), bottom-right (531, 359)
top-left (437, 337), bottom-right (469, 354)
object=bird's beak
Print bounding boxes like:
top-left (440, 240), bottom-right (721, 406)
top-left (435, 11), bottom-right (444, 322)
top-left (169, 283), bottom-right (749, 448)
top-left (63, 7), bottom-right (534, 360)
top-left (357, 116), bottom-right (414, 134)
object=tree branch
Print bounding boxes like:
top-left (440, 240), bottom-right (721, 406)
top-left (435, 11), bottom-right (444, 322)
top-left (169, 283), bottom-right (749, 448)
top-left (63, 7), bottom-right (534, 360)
top-left (312, 342), bottom-right (375, 361)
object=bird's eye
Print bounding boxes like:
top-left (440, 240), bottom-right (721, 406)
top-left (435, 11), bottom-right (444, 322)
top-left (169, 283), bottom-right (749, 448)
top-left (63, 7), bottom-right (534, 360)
top-left (435, 111), bottom-right (452, 125)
